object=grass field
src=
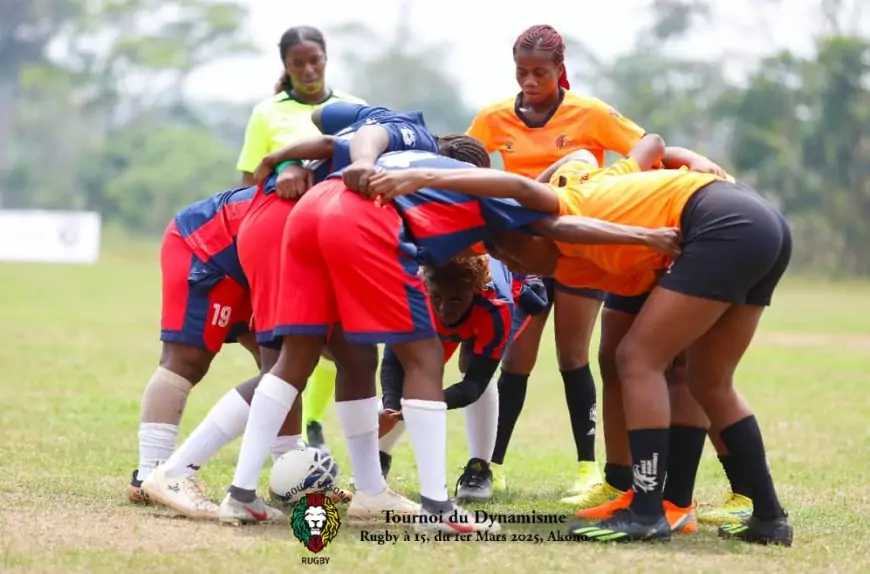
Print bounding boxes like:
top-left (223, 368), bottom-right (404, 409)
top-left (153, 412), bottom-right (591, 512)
top-left (2, 241), bottom-right (870, 573)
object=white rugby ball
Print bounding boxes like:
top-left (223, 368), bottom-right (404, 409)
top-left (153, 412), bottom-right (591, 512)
top-left (269, 446), bottom-right (339, 504)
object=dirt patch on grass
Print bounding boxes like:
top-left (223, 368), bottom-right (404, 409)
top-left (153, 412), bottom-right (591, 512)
top-left (0, 504), bottom-right (284, 555)
top-left (756, 331), bottom-right (870, 351)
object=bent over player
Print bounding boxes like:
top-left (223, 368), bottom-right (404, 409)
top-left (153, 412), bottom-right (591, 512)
top-left (377, 254), bottom-right (548, 502)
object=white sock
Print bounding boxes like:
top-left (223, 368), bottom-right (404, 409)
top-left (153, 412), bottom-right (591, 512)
top-left (402, 398), bottom-right (448, 502)
top-left (465, 376), bottom-right (499, 461)
top-left (231, 374), bottom-right (298, 491)
top-left (162, 389), bottom-right (250, 478)
top-left (270, 434), bottom-right (304, 461)
top-left (137, 423), bottom-right (178, 482)
top-left (378, 420), bottom-right (406, 454)
top-left (336, 397), bottom-right (387, 496)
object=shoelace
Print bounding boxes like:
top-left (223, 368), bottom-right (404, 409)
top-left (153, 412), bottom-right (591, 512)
top-left (184, 477), bottom-right (213, 506)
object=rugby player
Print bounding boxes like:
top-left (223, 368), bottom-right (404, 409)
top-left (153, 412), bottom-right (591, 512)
top-left (377, 254), bottom-right (549, 502)
top-left (466, 24), bottom-right (726, 505)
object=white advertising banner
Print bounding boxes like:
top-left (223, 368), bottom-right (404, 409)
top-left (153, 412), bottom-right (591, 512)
top-left (0, 210), bottom-right (102, 264)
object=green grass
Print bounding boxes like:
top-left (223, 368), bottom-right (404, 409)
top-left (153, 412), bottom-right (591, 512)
top-left (1, 247), bottom-right (869, 573)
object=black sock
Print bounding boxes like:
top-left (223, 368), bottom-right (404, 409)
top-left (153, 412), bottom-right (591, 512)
top-left (662, 426), bottom-right (707, 508)
top-left (490, 371), bottom-right (529, 465)
top-left (604, 463), bottom-right (632, 492)
top-left (720, 416), bottom-right (784, 520)
top-left (561, 365), bottom-right (597, 462)
top-left (718, 454), bottom-right (752, 498)
top-left (627, 428), bottom-right (669, 520)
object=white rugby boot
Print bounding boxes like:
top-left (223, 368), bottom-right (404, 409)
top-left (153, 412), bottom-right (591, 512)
top-left (142, 464), bottom-right (219, 519)
top-left (218, 493), bottom-right (286, 525)
top-left (347, 487), bottom-right (420, 522)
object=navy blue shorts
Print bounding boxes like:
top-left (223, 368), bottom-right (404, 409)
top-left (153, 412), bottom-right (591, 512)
top-left (603, 292), bottom-right (650, 316)
top-left (542, 278), bottom-right (604, 307)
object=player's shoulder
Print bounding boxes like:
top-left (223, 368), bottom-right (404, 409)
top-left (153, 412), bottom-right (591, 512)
top-left (331, 90), bottom-right (366, 104)
top-left (561, 91), bottom-right (616, 114)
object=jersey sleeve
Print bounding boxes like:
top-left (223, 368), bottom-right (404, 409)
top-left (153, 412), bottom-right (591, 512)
top-left (470, 299), bottom-right (514, 360)
top-left (378, 119), bottom-right (439, 154)
top-left (319, 102), bottom-right (392, 135)
top-left (236, 107), bottom-right (270, 173)
top-left (478, 197), bottom-right (549, 230)
top-left (588, 98), bottom-right (646, 156)
top-left (466, 110), bottom-right (497, 153)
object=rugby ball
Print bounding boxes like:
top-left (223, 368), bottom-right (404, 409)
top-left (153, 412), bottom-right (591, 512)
top-left (269, 446), bottom-right (339, 504)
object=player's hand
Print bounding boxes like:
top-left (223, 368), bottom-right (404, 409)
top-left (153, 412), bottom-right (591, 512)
top-left (252, 154), bottom-right (279, 184)
top-left (368, 169), bottom-right (428, 205)
top-left (275, 165), bottom-right (314, 199)
top-left (687, 156), bottom-right (728, 179)
top-left (342, 161), bottom-right (379, 196)
top-left (378, 409), bottom-right (403, 438)
top-left (643, 227), bottom-right (682, 258)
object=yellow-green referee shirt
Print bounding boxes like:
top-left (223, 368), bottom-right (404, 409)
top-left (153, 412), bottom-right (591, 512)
top-left (236, 89), bottom-right (366, 173)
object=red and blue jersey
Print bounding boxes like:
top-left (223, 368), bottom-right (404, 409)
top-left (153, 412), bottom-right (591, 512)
top-left (356, 151), bottom-right (549, 267)
top-left (438, 257), bottom-right (516, 362)
top-left (172, 185), bottom-right (257, 287)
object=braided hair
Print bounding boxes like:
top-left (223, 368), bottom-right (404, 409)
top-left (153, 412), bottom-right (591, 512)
top-left (275, 26), bottom-right (327, 95)
top-left (513, 25), bottom-right (570, 90)
top-left (436, 134), bottom-right (491, 168)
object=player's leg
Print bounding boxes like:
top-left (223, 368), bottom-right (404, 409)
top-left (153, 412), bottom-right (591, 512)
top-left (323, 187), bottom-right (495, 532)
top-left (302, 356), bottom-right (337, 447)
top-left (660, 356), bottom-right (705, 534)
top-left (686, 305), bottom-right (791, 545)
top-left (552, 284), bottom-right (604, 500)
top-left (697, 432), bottom-right (754, 525)
top-left (489, 303), bottom-right (551, 491)
top-left (324, 329), bottom-right (418, 521)
top-left (130, 223), bottom-right (248, 503)
top-left (218, 189), bottom-right (333, 525)
top-left (143, 345), bottom-right (279, 518)
top-left (568, 295), bottom-right (639, 512)
top-left (377, 347), bottom-right (407, 479)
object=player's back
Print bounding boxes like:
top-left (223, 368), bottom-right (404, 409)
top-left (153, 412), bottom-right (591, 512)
top-left (173, 185), bottom-right (256, 285)
top-left (371, 151), bottom-right (547, 267)
top-left (553, 158), bottom-right (721, 276)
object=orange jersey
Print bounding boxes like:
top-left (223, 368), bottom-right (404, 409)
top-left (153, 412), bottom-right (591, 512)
top-left (466, 91), bottom-right (645, 179)
top-left (551, 158), bottom-right (723, 295)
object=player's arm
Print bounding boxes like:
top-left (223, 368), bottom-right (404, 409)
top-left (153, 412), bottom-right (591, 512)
top-left (251, 136), bottom-right (335, 185)
top-left (372, 167), bottom-right (561, 213)
top-left (443, 354), bottom-right (500, 410)
top-left (536, 149), bottom-right (599, 183)
top-left (661, 147), bottom-right (728, 178)
top-left (379, 345), bottom-right (405, 412)
top-left (532, 215), bottom-right (681, 257)
top-left (313, 102), bottom-right (386, 135)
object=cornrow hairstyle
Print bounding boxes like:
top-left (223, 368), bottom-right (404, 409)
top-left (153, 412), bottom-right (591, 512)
top-left (513, 25), bottom-right (570, 90)
top-left (275, 26), bottom-right (327, 95)
top-left (435, 134), bottom-right (491, 168)
top-left (422, 254), bottom-right (492, 293)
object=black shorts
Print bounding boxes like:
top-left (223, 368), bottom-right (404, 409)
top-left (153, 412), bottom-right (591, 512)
top-left (603, 292), bottom-right (650, 316)
top-left (542, 277), bottom-right (605, 307)
top-left (660, 181), bottom-right (792, 306)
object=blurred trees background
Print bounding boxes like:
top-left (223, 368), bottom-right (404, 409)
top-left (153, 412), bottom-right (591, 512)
top-left (1, 0), bottom-right (868, 274)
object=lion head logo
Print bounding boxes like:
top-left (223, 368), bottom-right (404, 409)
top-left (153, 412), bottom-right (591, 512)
top-left (291, 492), bottom-right (341, 554)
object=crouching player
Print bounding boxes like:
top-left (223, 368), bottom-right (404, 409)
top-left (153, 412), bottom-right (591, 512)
top-left (377, 254), bottom-right (549, 503)
top-left (127, 185), bottom-right (260, 503)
